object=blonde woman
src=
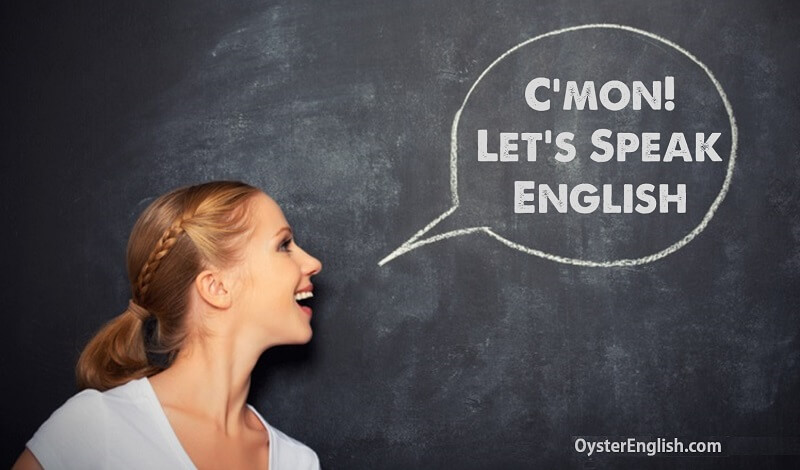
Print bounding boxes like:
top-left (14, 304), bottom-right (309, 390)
top-left (13, 181), bottom-right (323, 469)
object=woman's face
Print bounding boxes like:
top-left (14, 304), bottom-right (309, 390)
top-left (232, 192), bottom-right (322, 347)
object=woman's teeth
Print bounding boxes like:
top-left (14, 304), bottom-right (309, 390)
top-left (294, 291), bottom-right (313, 301)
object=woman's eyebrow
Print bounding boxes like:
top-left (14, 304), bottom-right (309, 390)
top-left (273, 226), bottom-right (293, 238)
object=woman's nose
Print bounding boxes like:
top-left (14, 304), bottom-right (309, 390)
top-left (304, 251), bottom-right (322, 276)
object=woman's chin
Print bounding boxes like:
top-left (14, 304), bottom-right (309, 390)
top-left (290, 323), bottom-right (313, 345)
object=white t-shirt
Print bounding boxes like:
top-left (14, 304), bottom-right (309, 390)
top-left (26, 376), bottom-right (320, 469)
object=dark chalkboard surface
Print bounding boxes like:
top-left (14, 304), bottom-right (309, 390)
top-left (3, 1), bottom-right (799, 468)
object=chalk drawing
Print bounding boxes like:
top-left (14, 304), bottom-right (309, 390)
top-left (379, 24), bottom-right (738, 267)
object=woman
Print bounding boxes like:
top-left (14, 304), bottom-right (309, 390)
top-left (13, 181), bottom-right (323, 469)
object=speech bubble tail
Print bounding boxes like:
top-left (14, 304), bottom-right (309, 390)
top-left (406, 205), bottom-right (458, 245)
top-left (378, 206), bottom-right (491, 266)
top-left (378, 226), bottom-right (491, 266)
top-left (378, 206), bottom-right (457, 266)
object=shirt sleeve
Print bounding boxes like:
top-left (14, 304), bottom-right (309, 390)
top-left (291, 444), bottom-right (321, 470)
top-left (26, 389), bottom-right (107, 470)
top-left (269, 425), bottom-right (321, 469)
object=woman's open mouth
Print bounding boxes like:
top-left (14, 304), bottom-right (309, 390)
top-left (294, 290), bottom-right (314, 317)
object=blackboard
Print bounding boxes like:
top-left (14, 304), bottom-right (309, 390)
top-left (3, 1), bottom-right (799, 468)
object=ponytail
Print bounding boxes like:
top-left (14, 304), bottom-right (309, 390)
top-left (74, 303), bottom-right (163, 391)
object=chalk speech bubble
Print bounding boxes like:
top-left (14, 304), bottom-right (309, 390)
top-left (379, 24), bottom-right (737, 267)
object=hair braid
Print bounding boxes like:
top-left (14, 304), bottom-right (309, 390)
top-left (134, 217), bottom-right (188, 302)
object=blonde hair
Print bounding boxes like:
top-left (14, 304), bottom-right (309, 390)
top-left (75, 181), bottom-right (262, 391)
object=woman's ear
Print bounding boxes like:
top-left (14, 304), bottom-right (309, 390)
top-left (194, 269), bottom-right (233, 310)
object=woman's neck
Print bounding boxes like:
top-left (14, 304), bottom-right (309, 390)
top-left (147, 330), bottom-right (263, 437)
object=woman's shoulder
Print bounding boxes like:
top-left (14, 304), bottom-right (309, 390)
top-left (247, 405), bottom-right (321, 469)
top-left (35, 387), bottom-right (107, 427)
top-left (25, 378), bottom-right (151, 470)
top-left (25, 388), bottom-right (108, 469)
top-left (270, 425), bottom-right (322, 469)
top-left (37, 377), bottom-right (146, 420)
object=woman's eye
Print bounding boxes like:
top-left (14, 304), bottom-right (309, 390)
top-left (279, 238), bottom-right (292, 252)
